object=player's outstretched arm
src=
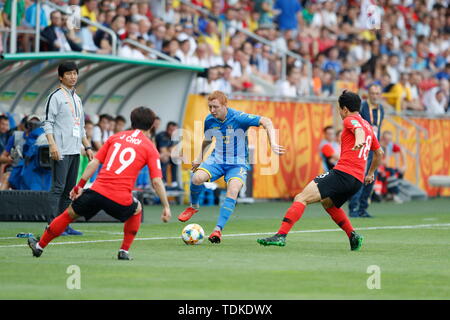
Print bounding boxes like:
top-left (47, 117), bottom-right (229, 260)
top-left (259, 116), bottom-right (285, 155)
top-left (70, 158), bottom-right (101, 200)
top-left (365, 148), bottom-right (384, 185)
top-left (352, 128), bottom-right (366, 151)
top-left (152, 177), bottom-right (171, 223)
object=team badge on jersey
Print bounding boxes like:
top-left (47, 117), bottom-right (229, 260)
top-left (351, 120), bottom-right (362, 128)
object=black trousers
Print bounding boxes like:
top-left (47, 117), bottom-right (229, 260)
top-left (49, 154), bottom-right (80, 220)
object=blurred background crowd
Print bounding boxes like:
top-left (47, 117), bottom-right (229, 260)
top-left (0, 0), bottom-right (449, 114)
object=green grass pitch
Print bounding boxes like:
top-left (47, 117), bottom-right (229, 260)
top-left (0, 198), bottom-right (449, 299)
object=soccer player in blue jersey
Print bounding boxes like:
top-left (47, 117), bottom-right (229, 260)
top-left (178, 91), bottom-right (285, 243)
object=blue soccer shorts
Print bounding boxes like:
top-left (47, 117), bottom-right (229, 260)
top-left (197, 163), bottom-right (247, 185)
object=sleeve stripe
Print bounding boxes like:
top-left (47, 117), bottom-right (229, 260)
top-left (45, 88), bottom-right (61, 120)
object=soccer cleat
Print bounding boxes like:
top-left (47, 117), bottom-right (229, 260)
top-left (257, 234), bottom-right (286, 247)
top-left (178, 207), bottom-right (199, 222)
top-left (27, 236), bottom-right (43, 257)
top-left (349, 231), bottom-right (364, 251)
top-left (118, 250), bottom-right (132, 260)
top-left (208, 230), bottom-right (222, 244)
top-left (64, 226), bottom-right (83, 236)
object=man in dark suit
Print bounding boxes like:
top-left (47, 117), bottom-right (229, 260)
top-left (348, 83), bottom-right (384, 218)
top-left (41, 10), bottom-right (82, 52)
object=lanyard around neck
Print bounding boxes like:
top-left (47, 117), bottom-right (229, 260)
top-left (60, 86), bottom-right (79, 120)
top-left (368, 102), bottom-right (381, 127)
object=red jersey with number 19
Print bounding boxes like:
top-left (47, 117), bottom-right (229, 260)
top-left (334, 114), bottom-right (381, 183)
top-left (91, 129), bottom-right (162, 205)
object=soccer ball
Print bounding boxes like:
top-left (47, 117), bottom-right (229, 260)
top-left (181, 224), bottom-right (205, 245)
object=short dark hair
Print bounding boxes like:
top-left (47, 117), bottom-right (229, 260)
top-left (58, 61), bottom-right (79, 78)
top-left (323, 125), bottom-right (334, 133)
top-left (166, 121), bottom-right (178, 130)
top-left (130, 107), bottom-right (156, 130)
top-left (338, 90), bottom-right (361, 112)
top-left (0, 114), bottom-right (8, 121)
top-left (115, 115), bottom-right (126, 123)
top-left (99, 114), bottom-right (113, 122)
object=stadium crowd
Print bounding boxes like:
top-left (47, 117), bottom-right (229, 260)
top-left (0, 0), bottom-right (449, 113)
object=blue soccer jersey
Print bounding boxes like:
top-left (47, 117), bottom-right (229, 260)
top-left (203, 108), bottom-right (261, 168)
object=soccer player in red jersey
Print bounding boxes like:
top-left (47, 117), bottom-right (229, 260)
top-left (27, 107), bottom-right (171, 260)
top-left (257, 91), bottom-right (384, 250)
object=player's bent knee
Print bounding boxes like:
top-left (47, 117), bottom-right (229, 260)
top-left (192, 171), bottom-right (209, 185)
top-left (67, 205), bottom-right (80, 220)
top-left (321, 198), bottom-right (334, 209)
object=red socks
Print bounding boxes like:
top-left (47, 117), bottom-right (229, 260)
top-left (278, 202), bottom-right (306, 235)
top-left (325, 207), bottom-right (354, 238)
top-left (120, 211), bottom-right (142, 251)
top-left (39, 209), bottom-right (74, 248)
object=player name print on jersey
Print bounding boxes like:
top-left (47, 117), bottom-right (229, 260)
top-left (120, 130), bottom-right (142, 145)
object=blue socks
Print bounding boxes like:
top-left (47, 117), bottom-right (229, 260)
top-left (216, 197), bottom-right (237, 230)
top-left (190, 182), bottom-right (204, 208)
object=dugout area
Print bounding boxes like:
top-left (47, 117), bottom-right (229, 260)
top-left (0, 53), bottom-right (203, 221)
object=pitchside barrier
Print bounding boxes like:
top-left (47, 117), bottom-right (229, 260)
top-left (0, 190), bottom-right (144, 222)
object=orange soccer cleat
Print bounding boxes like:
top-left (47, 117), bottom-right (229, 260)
top-left (177, 207), bottom-right (199, 222)
top-left (208, 229), bottom-right (222, 244)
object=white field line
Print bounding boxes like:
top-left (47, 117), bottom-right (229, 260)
top-left (0, 223), bottom-right (449, 249)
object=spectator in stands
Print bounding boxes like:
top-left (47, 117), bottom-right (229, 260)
top-left (161, 38), bottom-right (181, 61)
top-left (217, 64), bottom-right (234, 95)
top-left (149, 24), bottom-right (166, 52)
top-left (254, 0), bottom-right (275, 27)
top-left (436, 63), bottom-right (450, 81)
top-left (0, 114), bottom-right (12, 189)
top-left (176, 37), bottom-right (195, 64)
top-left (0, 114), bottom-right (11, 155)
top-left (348, 83), bottom-right (384, 218)
top-left (119, 33), bottom-right (147, 59)
top-left (423, 83), bottom-right (449, 115)
top-left (322, 47), bottom-right (342, 75)
top-left (1, 0), bottom-right (26, 29)
top-left (81, 0), bottom-right (98, 32)
top-left (311, 0), bottom-right (338, 34)
top-left (319, 125), bottom-right (340, 172)
top-left (191, 42), bottom-right (213, 68)
top-left (377, 130), bottom-right (407, 204)
top-left (94, 14), bottom-right (126, 54)
top-left (113, 115), bottom-right (126, 134)
top-left (195, 66), bottom-right (220, 94)
top-left (198, 20), bottom-right (221, 57)
top-left (138, 18), bottom-right (151, 41)
top-left (41, 10), bottom-right (82, 52)
top-left (92, 113), bottom-right (113, 151)
top-left (274, 0), bottom-right (302, 33)
top-left (24, 0), bottom-right (48, 29)
top-left (276, 67), bottom-right (300, 97)
top-left (321, 70), bottom-right (335, 97)
top-left (156, 121), bottom-right (180, 189)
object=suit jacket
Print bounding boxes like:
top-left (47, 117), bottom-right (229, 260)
top-left (41, 25), bottom-right (82, 52)
top-left (360, 100), bottom-right (384, 140)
